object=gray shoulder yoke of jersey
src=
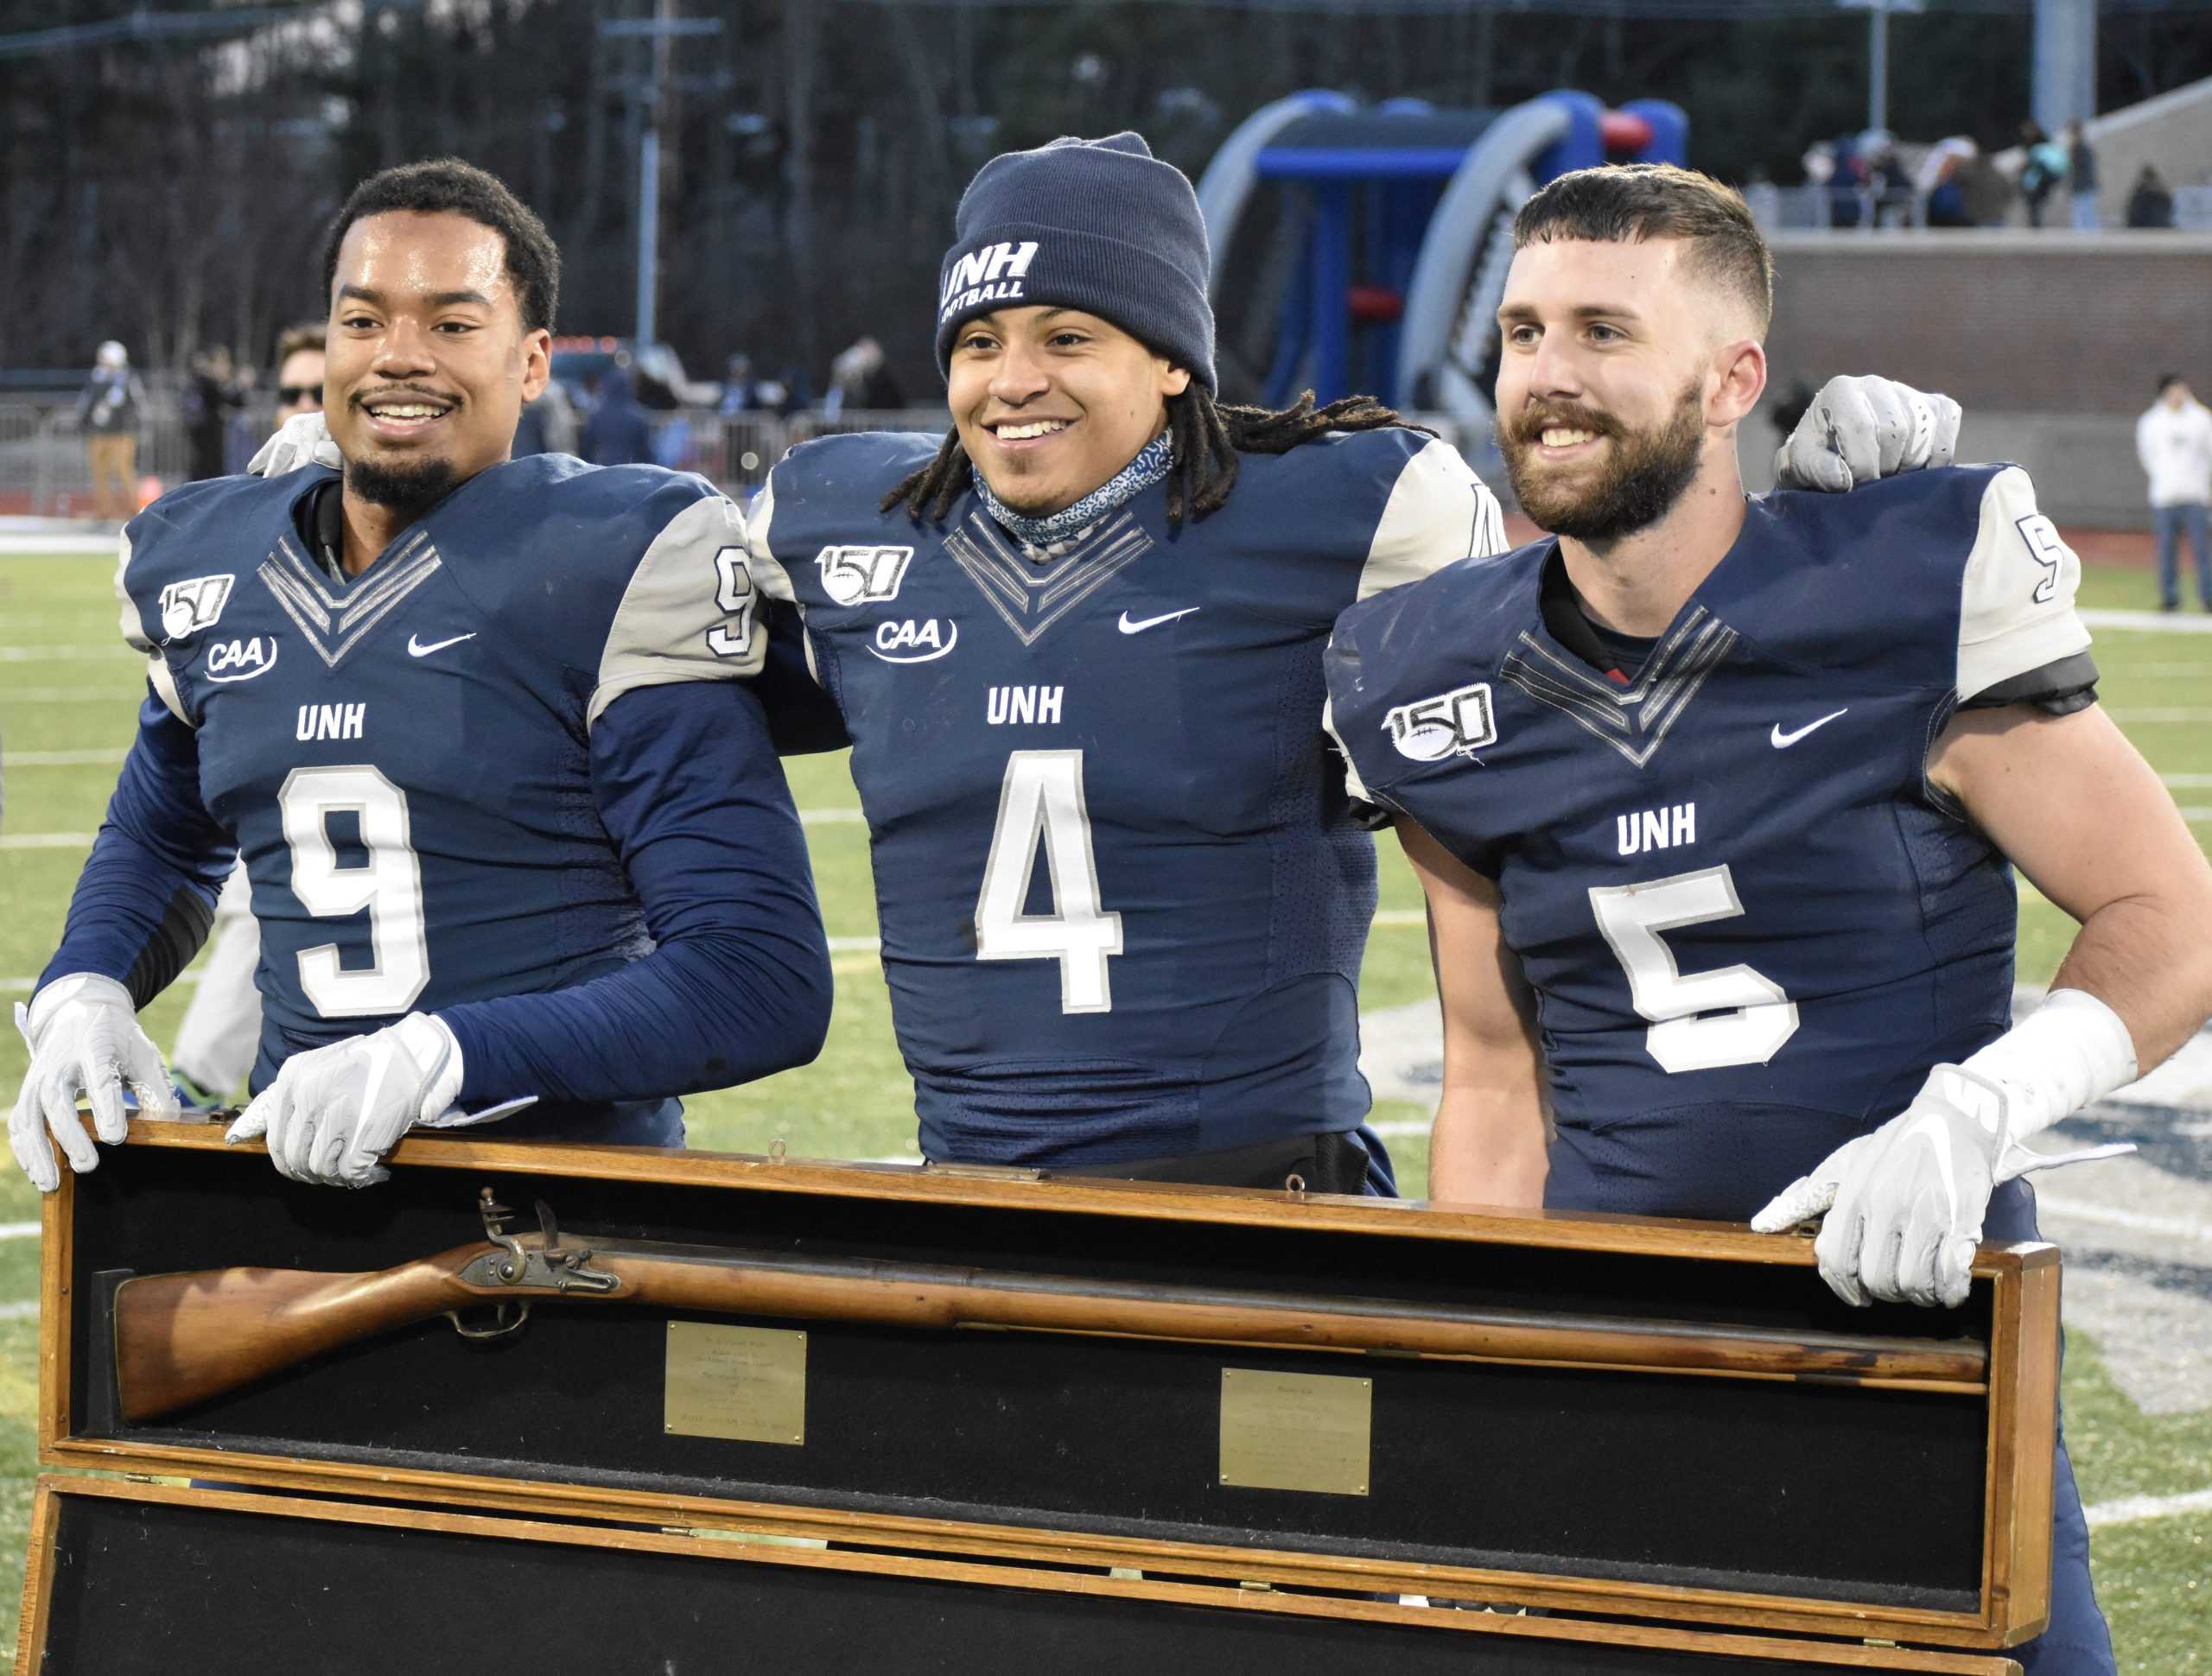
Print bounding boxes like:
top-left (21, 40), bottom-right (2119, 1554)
top-left (1325, 463), bottom-right (2082, 1222)
top-left (755, 422), bottom-right (1487, 1171)
top-left (115, 455), bottom-right (751, 1089)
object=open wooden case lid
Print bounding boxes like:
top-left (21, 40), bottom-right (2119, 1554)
top-left (19, 1478), bottom-right (2023, 1676)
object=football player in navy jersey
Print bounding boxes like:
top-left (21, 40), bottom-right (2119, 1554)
top-left (1326, 162), bottom-right (2212, 1675)
top-left (744, 134), bottom-right (1942, 1191)
top-left (10, 161), bottom-right (831, 1192)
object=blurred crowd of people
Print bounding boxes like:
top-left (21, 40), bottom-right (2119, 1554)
top-left (1798, 120), bottom-right (2179, 231)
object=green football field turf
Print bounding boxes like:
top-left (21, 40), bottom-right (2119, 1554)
top-left (1, 548), bottom-right (2208, 1667)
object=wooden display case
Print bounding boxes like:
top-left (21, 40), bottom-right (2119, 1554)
top-left (22, 1122), bottom-right (2060, 1671)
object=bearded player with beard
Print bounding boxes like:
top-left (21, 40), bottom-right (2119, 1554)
top-left (11, 160), bottom-right (831, 1194)
top-left (1325, 163), bottom-right (2212, 1674)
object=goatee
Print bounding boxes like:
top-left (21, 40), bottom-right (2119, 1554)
top-left (346, 454), bottom-right (460, 519)
top-left (1498, 378), bottom-right (1706, 547)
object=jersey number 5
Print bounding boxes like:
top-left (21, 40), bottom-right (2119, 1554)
top-left (1588, 865), bottom-right (1799, 1073)
top-left (975, 751), bottom-right (1123, 1013)
top-left (279, 765), bottom-right (430, 1019)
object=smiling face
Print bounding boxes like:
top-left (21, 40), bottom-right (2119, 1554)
top-left (1493, 235), bottom-right (1763, 548)
top-left (948, 307), bottom-right (1190, 517)
top-left (323, 210), bottom-right (550, 513)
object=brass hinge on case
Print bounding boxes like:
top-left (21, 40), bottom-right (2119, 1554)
top-left (922, 1160), bottom-right (1046, 1182)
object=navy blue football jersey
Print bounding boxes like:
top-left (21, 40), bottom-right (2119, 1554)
top-left (750, 427), bottom-right (1503, 1167)
top-left (118, 456), bottom-right (762, 1096)
top-left (1325, 466), bottom-right (2094, 1220)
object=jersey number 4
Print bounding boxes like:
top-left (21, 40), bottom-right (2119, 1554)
top-left (976, 751), bottom-right (1123, 1014)
top-left (279, 765), bottom-right (430, 1018)
top-left (1588, 865), bottom-right (1799, 1073)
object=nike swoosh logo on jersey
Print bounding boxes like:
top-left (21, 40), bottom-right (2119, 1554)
top-left (407, 632), bottom-right (477, 658)
top-left (1770, 708), bottom-right (1848, 748)
top-left (1117, 607), bottom-right (1199, 635)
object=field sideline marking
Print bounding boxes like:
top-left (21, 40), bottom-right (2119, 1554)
top-left (2080, 609), bottom-right (2212, 635)
top-left (2083, 1485), bottom-right (2212, 1528)
top-left (0, 1223), bottom-right (38, 1241)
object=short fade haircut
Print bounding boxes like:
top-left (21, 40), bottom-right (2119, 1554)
top-left (272, 322), bottom-right (322, 367)
top-left (1513, 163), bottom-right (1774, 338)
top-left (2158, 371), bottom-right (2184, 397)
top-left (317, 158), bottom-right (560, 336)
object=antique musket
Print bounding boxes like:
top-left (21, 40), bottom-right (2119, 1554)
top-left (111, 1188), bottom-right (1989, 1424)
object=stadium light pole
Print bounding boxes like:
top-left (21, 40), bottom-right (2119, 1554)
top-left (598, 5), bottom-right (722, 347)
top-left (1838, 0), bottom-right (1923, 136)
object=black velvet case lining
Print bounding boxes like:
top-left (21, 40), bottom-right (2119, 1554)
top-left (68, 1144), bottom-right (1994, 1611)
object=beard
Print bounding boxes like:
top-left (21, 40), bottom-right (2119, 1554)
top-left (1497, 378), bottom-right (1706, 547)
top-left (345, 452), bottom-right (461, 519)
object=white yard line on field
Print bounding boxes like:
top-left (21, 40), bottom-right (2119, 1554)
top-left (0, 536), bottom-right (123, 556)
top-left (0, 834), bottom-right (94, 849)
top-left (0, 1223), bottom-right (41, 1241)
top-left (2083, 1486), bottom-right (2212, 1529)
top-left (1, 687), bottom-right (143, 703)
top-left (3, 748), bottom-right (127, 765)
top-left (2107, 710), bottom-right (2212, 724)
top-left (2080, 609), bottom-right (2212, 635)
top-left (0, 647), bottom-right (129, 663)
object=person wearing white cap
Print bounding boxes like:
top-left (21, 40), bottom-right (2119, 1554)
top-left (75, 340), bottom-right (146, 523)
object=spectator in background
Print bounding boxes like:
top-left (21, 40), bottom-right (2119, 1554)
top-left (2126, 165), bottom-right (2176, 230)
top-left (512, 377), bottom-right (577, 457)
top-left (272, 323), bottom-right (324, 424)
top-left (824, 334), bottom-right (903, 415)
top-left (2138, 373), bottom-right (2212, 613)
top-left (1916, 135), bottom-right (1979, 227)
top-left (2017, 121), bottom-right (2067, 228)
top-left (182, 345), bottom-right (245, 480)
top-left (2065, 121), bottom-right (2100, 231)
top-left (74, 340), bottom-right (145, 523)
top-left (580, 365), bottom-right (653, 465)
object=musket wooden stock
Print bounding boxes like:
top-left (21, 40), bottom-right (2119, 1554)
top-left (112, 1235), bottom-right (1990, 1424)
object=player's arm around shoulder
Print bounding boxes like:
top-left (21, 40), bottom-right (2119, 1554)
top-left (1353, 430), bottom-right (1510, 603)
top-left (1395, 819), bottom-right (1549, 1211)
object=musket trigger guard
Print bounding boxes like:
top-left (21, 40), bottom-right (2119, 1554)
top-left (445, 1300), bottom-right (532, 1341)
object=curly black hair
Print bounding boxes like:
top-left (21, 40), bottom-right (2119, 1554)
top-left (318, 158), bottom-right (560, 335)
top-left (882, 387), bottom-right (1427, 529)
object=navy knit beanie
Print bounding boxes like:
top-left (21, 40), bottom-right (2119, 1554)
top-left (934, 132), bottom-right (1217, 394)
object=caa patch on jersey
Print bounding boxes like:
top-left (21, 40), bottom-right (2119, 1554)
top-left (817, 543), bottom-right (914, 606)
top-left (158, 574), bottom-right (233, 640)
top-left (1386, 682), bottom-right (1497, 762)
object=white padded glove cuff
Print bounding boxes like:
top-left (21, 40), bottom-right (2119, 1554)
top-left (1959, 988), bottom-right (2138, 1145)
top-left (26, 974), bottom-right (133, 1043)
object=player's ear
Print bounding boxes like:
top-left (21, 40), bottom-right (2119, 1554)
top-left (1708, 337), bottom-right (1765, 429)
top-left (519, 327), bottom-right (552, 404)
top-left (1159, 360), bottom-right (1192, 400)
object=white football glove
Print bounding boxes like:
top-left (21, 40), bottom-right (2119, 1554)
top-left (246, 409), bottom-right (340, 477)
top-left (1773, 375), bottom-right (1961, 493)
top-left (226, 1013), bottom-right (466, 1188)
top-left (10, 974), bottom-right (180, 1193)
top-left (1751, 1063), bottom-right (2129, 1308)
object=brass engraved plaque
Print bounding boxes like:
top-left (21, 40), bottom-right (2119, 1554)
top-left (1217, 1368), bottom-right (1370, 1496)
top-left (664, 1324), bottom-right (807, 1445)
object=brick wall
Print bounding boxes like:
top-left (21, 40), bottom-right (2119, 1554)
top-left (1763, 232), bottom-right (2212, 416)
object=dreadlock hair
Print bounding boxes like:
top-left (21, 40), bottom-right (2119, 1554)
top-left (881, 387), bottom-right (1430, 529)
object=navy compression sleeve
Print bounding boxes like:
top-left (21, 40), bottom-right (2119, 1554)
top-left (435, 678), bottom-right (833, 1105)
top-left (39, 694), bottom-right (234, 1007)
